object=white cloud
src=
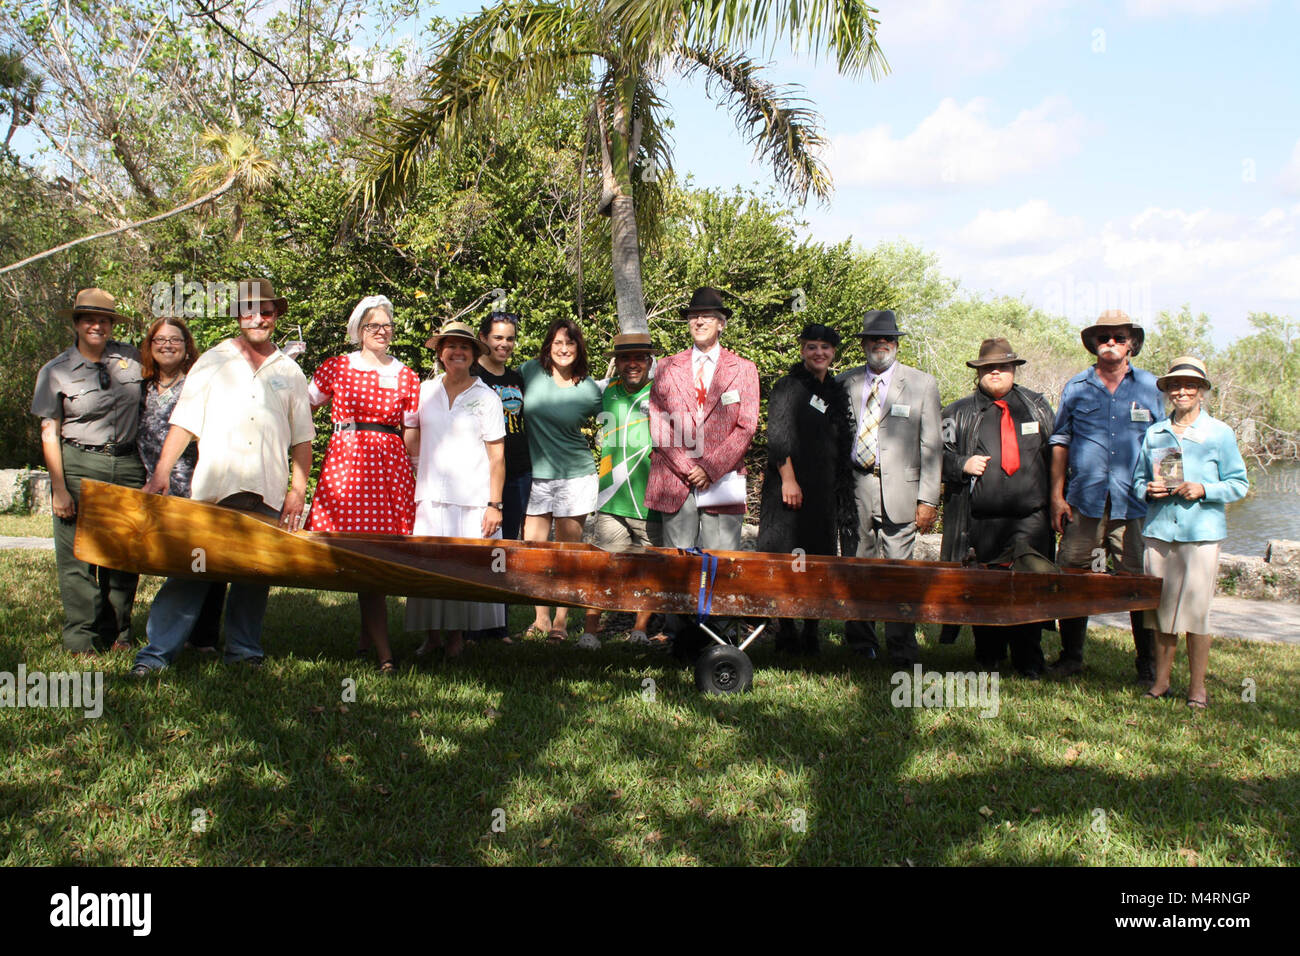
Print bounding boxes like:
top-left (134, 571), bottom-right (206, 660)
top-left (879, 0), bottom-right (1076, 73)
top-left (955, 200), bottom-right (1086, 250)
top-left (828, 96), bottom-right (1086, 187)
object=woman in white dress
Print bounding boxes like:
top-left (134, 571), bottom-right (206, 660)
top-left (405, 321), bottom-right (506, 659)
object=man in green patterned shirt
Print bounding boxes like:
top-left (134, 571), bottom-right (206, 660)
top-left (580, 332), bottom-right (661, 649)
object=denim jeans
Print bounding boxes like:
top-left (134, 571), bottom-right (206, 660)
top-left (134, 494), bottom-right (277, 669)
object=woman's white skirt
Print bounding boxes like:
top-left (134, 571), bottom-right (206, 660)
top-left (1143, 538), bottom-right (1221, 635)
top-left (405, 500), bottom-right (505, 632)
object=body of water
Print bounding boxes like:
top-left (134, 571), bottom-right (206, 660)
top-left (1224, 461), bottom-right (1300, 557)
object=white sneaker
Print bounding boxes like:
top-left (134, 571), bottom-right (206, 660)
top-left (576, 633), bottom-right (601, 650)
top-left (627, 630), bottom-right (649, 645)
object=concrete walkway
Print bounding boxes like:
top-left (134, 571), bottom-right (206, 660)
top-left (4, 534), bottom-right (1298, 645)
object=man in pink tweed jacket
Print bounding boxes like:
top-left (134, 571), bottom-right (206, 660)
top-left (647, 287), bottom-right (760, 565)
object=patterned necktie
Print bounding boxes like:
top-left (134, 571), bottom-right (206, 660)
top-left (993, 399), bottom-right (1020, 475)
top-left (853, 378), bottom-right (883, 468)
top-left (695, 359), bottom-right (707, 409)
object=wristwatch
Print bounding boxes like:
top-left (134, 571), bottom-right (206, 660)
top-left (487, 501), bottom-right (504, 509)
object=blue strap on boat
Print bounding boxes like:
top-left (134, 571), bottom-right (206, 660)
top-left (684, 548), bottom-right (719, 622)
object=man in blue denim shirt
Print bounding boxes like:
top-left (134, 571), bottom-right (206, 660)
top-left (1048, 310), bottom-right (1165, 682)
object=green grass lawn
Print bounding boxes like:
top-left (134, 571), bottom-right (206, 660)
top-left (0, 513), bottom-right (52, 538)
top-left (1, 548), bottom-right (1297, 866)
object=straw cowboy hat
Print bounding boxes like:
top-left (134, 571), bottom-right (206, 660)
top-left (56, 288), bottom-right (130, 323)
top-left (1156, 356), bottom-right (1212, 392)
top-left (1081, 309), bottom-right (1145, 357)
top-left (966, 337), bottom-right (1027, 369)
top-left (425, 319), bottom-right (488, 357)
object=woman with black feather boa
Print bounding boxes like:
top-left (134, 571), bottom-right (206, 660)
top-left (757, 324), bottom-right (859, 655)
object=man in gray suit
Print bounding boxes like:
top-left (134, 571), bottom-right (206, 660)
top-left (837, 310), bottom-right (942, 665)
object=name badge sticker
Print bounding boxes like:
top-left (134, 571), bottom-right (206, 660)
top-left (809, 395), bottom-right (827, 413)
top-left (378, 374), bottom-right (399, 390)
top-left (890, 404), bottom-right (911, 418)
top-left (1130, 406), bottom-right (1152, 423)
top-left (721, 390), bottom-right (740, 406)
top-left (270, 378), bottom-right (289, 391)
top-left (1021, 421), bottom-right (1039, 435)
top-left (1181, 427), bottom-right (1203, 443)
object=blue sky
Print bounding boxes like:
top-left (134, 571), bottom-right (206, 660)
top-left (650, 0), bottom-right (1300, 343)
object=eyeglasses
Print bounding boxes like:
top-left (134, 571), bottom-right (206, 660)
top-left (1165, 383), bottom-right (1201, 393)
top-left (865, 335), bottom-right (898, 344)
top-left (1097, 333), bottom-right (1129, 344)
top-left (241, 305), bottom-right (278, 317)
top-left (362, 323), bottom-right (394, 334)
top-left (152, 336), bottom-right (185, 346)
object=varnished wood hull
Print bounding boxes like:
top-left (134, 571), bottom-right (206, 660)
top-left (73, 480), bottom-right (1162, 626)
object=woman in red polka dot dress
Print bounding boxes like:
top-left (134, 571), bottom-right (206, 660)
top-left (307, 295), bottom-right (419, 673)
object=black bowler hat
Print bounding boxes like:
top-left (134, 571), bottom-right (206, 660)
top-left (680, 287), bottom-right (733, 320)
top-left (856, 309), bottom-right (906, 339)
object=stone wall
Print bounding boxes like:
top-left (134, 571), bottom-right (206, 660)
top-left (0, 469), bottom-right (50, 515)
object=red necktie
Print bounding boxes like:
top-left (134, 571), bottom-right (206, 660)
top-left (695, 361), bottom-right (707, 409)
top-left (993, 400), bottom-right (1020, 475)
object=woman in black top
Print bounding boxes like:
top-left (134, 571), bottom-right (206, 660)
top-left (757, 323), bottom-right (857, 656)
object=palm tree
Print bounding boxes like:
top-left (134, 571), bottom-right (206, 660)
top-left (349, 0), bottom-right (887, 332)
top-left (0, 127), bottom-right (275, 277)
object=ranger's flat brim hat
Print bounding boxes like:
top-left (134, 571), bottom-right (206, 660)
top-left (426, 319), bottom-right (488, 357)
top-left (1082, 309), bottom-right (1144, 357)
top-left (1156, 356), bottom-right (1212, 392)
top-left (967, 337), bottom-right (1027, 369)
top-left (680, 287), bottom-right (732, 320)
top-left (57, 288), bottom-right (130, 322)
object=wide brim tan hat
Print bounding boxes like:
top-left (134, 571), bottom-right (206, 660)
top-left (425, 319), bottom-right (488, 357)
top-left (56, 288), bottom-right (131, 323)
top-left (236, 278), bottom-right (288, 315)
top-left (1156, 356), bottom-right (1212, 392)
top-left (1082, 309), bottom-right (1144, 357)
top-left (605, 331), bottom-right (657, 358)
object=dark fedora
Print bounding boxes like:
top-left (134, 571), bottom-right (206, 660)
top-left (967, 337), bottom-right (1027, 369)
top-left (56, 288), bottom-right (130, 323)
top-left (425, 319), bottom-right (488, 357)
top-left (1081, 308), bottom-right (1144, 357)
top-left (605, 331), bottom-right (657, 358)
top-left (237, 278), bottom-right (288, 316)
top-left (856, 309), bottom-right (906, 339)
top-left (680, 287), bottom-right (732, 320)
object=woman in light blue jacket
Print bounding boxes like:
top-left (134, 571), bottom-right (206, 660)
top-left (1133, 357), bottom-right (1248, 710)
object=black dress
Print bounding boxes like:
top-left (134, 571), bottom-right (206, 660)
top-left (758, 363), bottom-right (857, 653)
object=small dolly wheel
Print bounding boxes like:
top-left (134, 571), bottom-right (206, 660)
top-left (694, 644), bottom-right (753, 695)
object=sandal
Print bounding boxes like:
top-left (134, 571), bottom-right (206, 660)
top-left (377, 658), bottom-right (398, 675)
top-left (1143, 688), bottom-right (1174, 700)
top-left (546, 629), bottom-right (568, 645)
top-left (1186, 696), bottom-right (1209, 710)
top-left (516, 625), bottom-right (548, 642)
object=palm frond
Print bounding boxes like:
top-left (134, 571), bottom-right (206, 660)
top-left (676, 46), bottom-right (830, 204)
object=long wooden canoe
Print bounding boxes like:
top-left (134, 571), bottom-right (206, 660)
top-left (73, 479), bottom-right (1161, 626)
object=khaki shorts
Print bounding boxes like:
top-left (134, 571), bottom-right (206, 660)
top-left (592, 511), bottom-right (663, 552)
top-left (1057, 507), bottom-right (1145, 575)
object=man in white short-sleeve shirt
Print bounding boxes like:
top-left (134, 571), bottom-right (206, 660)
top-left (133, 279), bottom-right (315, 674)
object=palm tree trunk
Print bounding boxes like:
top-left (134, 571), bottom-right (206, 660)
top-left (0, 172), bottom-right (236, 277)
top-left (602, 78), bottom-right (648, 334)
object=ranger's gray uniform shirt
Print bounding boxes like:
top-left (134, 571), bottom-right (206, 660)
top-left (31, 342), bottom-right (144, 444)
